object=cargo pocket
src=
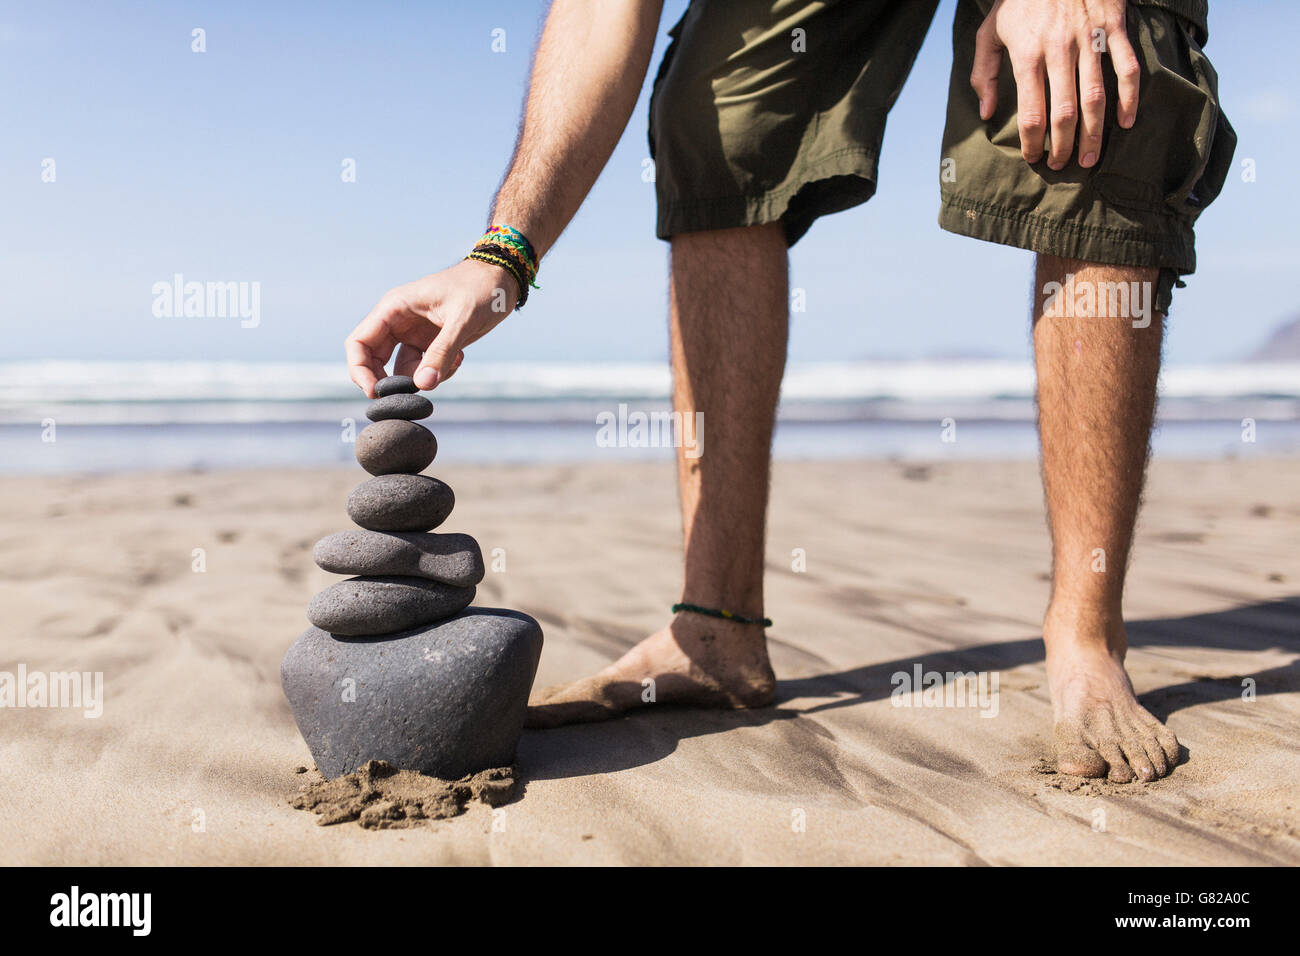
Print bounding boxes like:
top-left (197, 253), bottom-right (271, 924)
top-left (1178, 27), bottom-right (1236, 214)
top-left (1093, 11), bottom-right (1222, 219)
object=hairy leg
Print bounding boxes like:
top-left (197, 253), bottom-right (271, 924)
top-left (527, 224), bottom-right (787, 728)
top-left (1034, 254), bottom-right (1180, 781)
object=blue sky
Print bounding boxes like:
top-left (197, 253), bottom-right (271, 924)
top-left (1, 0), bottom-right (1296, 365)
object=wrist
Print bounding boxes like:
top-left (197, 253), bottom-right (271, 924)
top-left (460, 257), bottom-right (520, 314)
top-left (465, 223), bottom-right (540, 310)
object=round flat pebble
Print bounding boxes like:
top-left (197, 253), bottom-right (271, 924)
top-left (355, 420), bottom-right (437, 476)
top-left (366, 393), bottom-right (433, 422)
top-left (374, 375), bottom-right (418, 397)
top-left (313, 530), bottom-right (484, 587)
top-left (347, 474), bottom-right (455, 532)
top-left (306, 576), bottom-right (476, 636)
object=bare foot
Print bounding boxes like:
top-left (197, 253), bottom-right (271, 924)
top-left (1045, 610), bottom-right (1180, 782)
top-left (526, 613), bottom-right (776, 729)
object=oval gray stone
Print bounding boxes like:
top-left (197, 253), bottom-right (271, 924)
top-left (347, 474), bottom-right (455, 532)
top-left (374, 375), bottom-right (418, 397)
top-left (355, 420), bottom-right (437, 476)
top-left (281, 607), bottom-right (544, 780)
top-left (366, 393), bottom-right (432, 422)
top-left (313, 530), bottom-right (484, 587)
top-left (306, 576), bottom-right (475, 636)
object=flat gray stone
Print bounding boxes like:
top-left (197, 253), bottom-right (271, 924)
top-left (347, 475), bottom-right (454, 532)
top-left (307, 576), bottom-right (475, 636)
top-left (281, 608), bottom-right (544, 779)
top-left (374, 375), bottom-right (417, 397)
top-left (366, 394), bottom-right (432, 422)
top-left (355, 420), bottom-right (437, 476)
top-left (313, 530), bottom-right (484, 587)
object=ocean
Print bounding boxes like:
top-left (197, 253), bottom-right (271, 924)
top-left (2, 360), bottom-right (1297, 473)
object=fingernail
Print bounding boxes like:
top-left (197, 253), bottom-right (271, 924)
top-left (413, 368), bottom-right (438, 390)
top-left (1082, 151), bottom-right (1097, 167)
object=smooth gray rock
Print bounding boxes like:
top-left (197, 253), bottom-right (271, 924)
top-left (307, 576), bottom-right (475, 636)
top-left (281, 608), bottom-right (544, 780)
top-left (374, 375), bottom-right (417, 397)
top-left (313, 530), bottom-right (484, 587)
top-left (347, 474), bottom-right (455, 532)
top-left (355, 420), bottom-right (437, 476)
top-left (366, 393), bottom-right (433, 422)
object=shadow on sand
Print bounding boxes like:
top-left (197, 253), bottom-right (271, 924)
top-left (518, 596), bottom-right (1300, 781)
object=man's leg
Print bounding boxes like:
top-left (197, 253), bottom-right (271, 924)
top-left (1035, 255), bottom-right (1181, 782)
top-left (527, 224), bottom-right (787, 727)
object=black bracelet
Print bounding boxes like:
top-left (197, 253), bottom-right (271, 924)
top-left (465, 249), bottom-right (529, 309)
top-left (672, 602), bottom-right (772, 628)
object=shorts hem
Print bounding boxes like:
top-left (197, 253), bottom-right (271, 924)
top-left (938, 194), bottom-right (1191, 314)
top-left (937, 193), bottom-right (1196, 275)
top-left (655, 147), bottom-right (879, 243)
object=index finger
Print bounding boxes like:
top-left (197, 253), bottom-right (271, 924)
top-left (345, 314), bottom-right (399, 398)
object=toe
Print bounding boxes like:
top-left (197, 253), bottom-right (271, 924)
top-left (1119, 736), bottom-right (1157, 781)
top-left (1134, 704), bottom-right (1180, 775)
top-left (524, 678), bottom-right (624, 729)
top-left (1057, 746), bottom-right (1108, 777)
top-left (1054, 724), bottom-right (1108, 777)
top-left (1155, 725), bottom-right (1180, 768)
top-left (525, 697), bottom-right (618, 729)
top-left (1098, 742), bottom-right (1135, 783)
top-left (1140, 732), bottom-right (1169, 777)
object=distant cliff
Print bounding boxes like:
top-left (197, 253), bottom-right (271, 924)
top-left (1249, 316), bottom-right (1300, 360)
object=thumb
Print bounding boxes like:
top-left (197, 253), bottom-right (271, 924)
top-left (413, 325), bottom-right (463, 390)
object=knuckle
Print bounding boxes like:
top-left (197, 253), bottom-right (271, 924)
top-left (1019, 112), bottom-right (1047, 132)
top-left (1081, 84), bottom-right (1107, 107)
top-left (1052, 101), bottom-right (1078, 123)
top-left (1050, 33), bottom-right (1075, 56)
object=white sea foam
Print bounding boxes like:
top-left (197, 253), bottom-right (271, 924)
top-left (0, 359), bottom-right (1296, 425)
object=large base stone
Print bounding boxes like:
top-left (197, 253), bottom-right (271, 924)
top-left (281, 607), bottom-right (543, 780)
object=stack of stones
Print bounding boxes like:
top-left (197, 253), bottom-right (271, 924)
top-left (307, 376), bottom-right (476, 635)
top-left (281, 375), bottom-right (543, 782)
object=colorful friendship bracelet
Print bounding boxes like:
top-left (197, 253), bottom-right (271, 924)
top-left (473, 241), bottom-right (533, 285)
top-left (672, 602), bottom-right (773, 628)
top-left (483, 224), bottom-right (538, 281)
top-left (465, 224), bottom-right (540, 310)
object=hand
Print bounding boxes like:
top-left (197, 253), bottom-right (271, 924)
top-left (970, 0), bottom-right (1140, 170)
top-left (345, 258), bottom-right (520, 397)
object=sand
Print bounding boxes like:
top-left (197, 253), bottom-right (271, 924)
top-left (290, 761), bottom-right (515, 828)
top-left (0, 458), bottom-right (1296, 864)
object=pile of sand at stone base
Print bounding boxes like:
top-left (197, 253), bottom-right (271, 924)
top-left (290, 759), bottom-right (515, 828)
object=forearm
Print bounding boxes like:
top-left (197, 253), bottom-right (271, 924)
top-left (491, 0), bottom-right (664, 259)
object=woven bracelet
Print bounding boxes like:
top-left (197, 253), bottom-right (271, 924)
top-left (672, 602), bottom-right (773, 628)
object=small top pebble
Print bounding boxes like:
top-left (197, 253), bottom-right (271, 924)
top-left (374, 375), bottom-right (418, 397)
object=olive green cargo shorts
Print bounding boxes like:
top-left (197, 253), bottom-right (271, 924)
top-left (648, 0), bottom-right (1236, 313)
